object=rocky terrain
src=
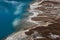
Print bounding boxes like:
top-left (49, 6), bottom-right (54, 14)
top-left (5, 0), bottom-right (60, 40)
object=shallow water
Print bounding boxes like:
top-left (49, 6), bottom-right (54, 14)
top-left (0, 0), bottom-right (32, 40)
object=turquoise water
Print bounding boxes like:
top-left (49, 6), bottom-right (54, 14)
top-left (0, 0), bottom-right (32, 40)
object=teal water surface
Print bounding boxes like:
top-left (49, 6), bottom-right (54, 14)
top-left (0, 0), bottom-right (32, 40)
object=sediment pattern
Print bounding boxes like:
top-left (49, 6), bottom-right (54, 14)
top-left (25, 0), bottom-right (60, 40)
top-left (5, 0), bottom-right (60, 40)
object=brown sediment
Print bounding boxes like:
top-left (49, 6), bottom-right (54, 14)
top-left (35, 0), bottom-right (60, 12)
top-left (31, 17), bottom-right (47, 21)
top-left (34, 38), bottom-right (51, 40)
top-left (31, 17), bottom-right (52, 21)
top-left (48, 23), bottom-right (60, 30)
top-left (35, 6), bottom-right (53, 12)
top-left (31, 17), bottom-right (56, 23)
top-left (37, 14), bottom-right (57, 17)
top-left (25, 30), bottom-right (34, 35)
top-left (36, 13), bottom-right (60, 23)
top-left (25, 0), bottom-right (60, 40)
top-left (54, 38), bottom-right (60, 40)
top-left (37, 14), bottom-right (57, 19)
top-left (40, 1), bottom-right (60, 5)
top-left (25, 23), bottom-right (60, 40)
top-left (35, 7), bottom-right (46, 11)
top-left (55, 18), bottom-right (60, 23)
top-left (51, 30), bottom-right (60, 35)
top-left (48, 23), bottom-right (60, 35)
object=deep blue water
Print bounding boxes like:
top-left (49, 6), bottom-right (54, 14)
top-left (0, 0), bottom-right (32, 40)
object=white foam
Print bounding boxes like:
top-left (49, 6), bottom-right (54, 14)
top-left (27, 18), bottom-right (39, 24)
top-left (49, 33), bottom-right (60, 39)
top-left (5, 30), bottom-right (28, 40)
top-left (5, 1), bottom-right (18, 4)
top-left (30, 0), bottom-right (44, 9)
top-left (12, 18), bottom-right (20, 27)
top-left (14, 3), bottom-right (25, 15)
top-left (26, 0), bottom-right (44, 25)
